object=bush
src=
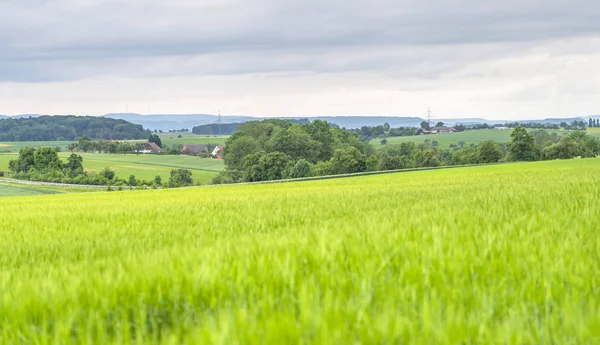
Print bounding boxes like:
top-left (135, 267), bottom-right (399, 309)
top-left (0, 171), bottom-right (4, 177)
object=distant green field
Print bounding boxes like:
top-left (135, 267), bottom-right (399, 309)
top-left (0, 141), bottom-right (73, 152)
top-left (372, 129), bottom-right (593, 148)
top-left (0, 135), bottom-right (228, 152)
top-left (0, 152), bottom-right (224, 184)
top-left (0, 183), bottom-right (61, 197)
top-left (159, 134), bottom-right (228, 147)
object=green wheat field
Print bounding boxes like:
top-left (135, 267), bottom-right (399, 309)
top-left (1, 159), bottom-right (599, 344)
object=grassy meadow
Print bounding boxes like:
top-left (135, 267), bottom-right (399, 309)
top-left (0, 152), bottom-right (224, 184)
top-left (1, 158), bottom-right (599, 344)
top-left (0, 140), bottom-right (73, 152)
top-left (0, 183), bottom-right (61, 197)
top-left (372, 128), bottom-right (600, 148)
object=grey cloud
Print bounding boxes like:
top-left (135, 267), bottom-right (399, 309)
top-left (1, 0), bottom-right (600, 82)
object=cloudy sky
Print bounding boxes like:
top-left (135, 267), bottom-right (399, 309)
top-left (1, 0), bottom-right (599, 120)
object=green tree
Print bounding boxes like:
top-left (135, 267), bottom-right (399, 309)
top-left (383, 122), bottom-right (391, 133)
top-left (366, 155), bottom-right (379, 172)
top-left (100, 167), bottom-right (115, 180)
top-left (64, 153), bottom-right (84, 177)
top-left (289, 159), bottom-right (313, 178)
top-left (244, 152), bottom-right (291, 182)
top-left (420, 121), bottom-right (431, 130)
top-left (154, 175), bottom-right (162, 185)
top-left (329, 147), bottom-right (366, 174)
top-left (34, 147), bottom-right (63, 172)
top-left (509, 127), bottom-right (537, 161)
top-left (267, 125), bottom-right (316, 162)
top-left (148, 133), bottom-right (163, 148)
top-left (582, 137), bottom-right (600, 157)
top-left (413, 149), bottom-right (440, 167)
top-left (168, 169), bottom-right (193, 187)
top-left (435, 121), bottom-right (444, 127)
top-left (128, 175), bottom-right (137, 187)
top-left (380, 138), bottom-right (388, 145)
top-left (378, 153), bottom-right (404, 171)
top-left (8, 147), bottom-right (36, 173)
top-left (78, 135), bottom-right (93, 152)
top-left (223, 135), bottom-right (262, 170)
top-left (542, 137), bottom-right (580, 160)
top-left (477, 140), bottom-right (503, 163)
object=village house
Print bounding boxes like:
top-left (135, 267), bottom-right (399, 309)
top-left (212, 145), bottom-right (224, 159)
top-left (418, 127), bottom-right (457, 135)
top-left (138, 142), bottom-right (162, 154)
top-left (181, 144), bottom-right (209, 155)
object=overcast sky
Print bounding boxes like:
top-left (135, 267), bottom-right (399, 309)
top-left (1, 0), bottom-right (599, 120)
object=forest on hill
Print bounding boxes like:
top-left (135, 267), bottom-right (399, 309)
top-left (0, 116), bottom-right (151, 141)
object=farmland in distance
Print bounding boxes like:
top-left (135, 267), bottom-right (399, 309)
top-left (1, 159), bottom-right (599, 344)
top-left (0, 152), bottom-right (224, 184)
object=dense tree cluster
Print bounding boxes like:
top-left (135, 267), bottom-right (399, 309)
top-left (66, 135), bottom-right (188, 155)
top-left (215, 121), bottom-right (600, 185)
top-left (8, 147), bottom-right (117, 185)
top-left (213, 119), bottom-right (374, 183)
top-left (589, 118), bottom-right (600, 128)
top-left (0, 116), bottom-right (151, 141)
top-left (192, 119), bottom-right (311, 136)
top-left (351, 124), bottom-right (420, 141)
top-left (7, 146), bottom-right (198, 188)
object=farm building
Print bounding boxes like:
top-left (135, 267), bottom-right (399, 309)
top-left (138, 142), bottom-right (162, 154)
top-left (181, 144), bottom-right (209, 155)
top-left (418, 127), bottom-right (457, 135)
top-left (212, 145), bottom-right (224, 159)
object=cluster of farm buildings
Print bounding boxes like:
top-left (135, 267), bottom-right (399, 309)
top-left (140, 143), bottom-right (223, 158)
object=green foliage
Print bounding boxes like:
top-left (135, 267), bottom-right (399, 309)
top-left (365, 155), bottom-right (379, 172)
top-left (0, 116), bottom-right (149, 142)
top-left (154, 175), bottom-right (162, 186)
top-left (289, 159), bottom-right (313, 178)
top-left (220, 119), bottom-right (370, 183)
top-left (413, 149), bottom-right (440, 167)
top-left (148, 134), bottom-right (163, 148)
top-left (128, 175), bottom-right (137, 187)
top-left (377, 153), bottom-right (404, 171)
top-left (477, 140), bottom-right (503, 163)
top-left (243, 152), bottom-right (291, 182)
top-left (509, 126), bottom-right (538, 161)
top-left (100, 167), bottom-right (116, 180)
top-left (543, 136), bottom-right (581, 160)
top-left (168, 169), bottom-right (194, 187)
top-left (8, 147), bottom-right (36, 173)
top-left (64, 153), bottom-right (84, 177)
top-left (328, 147), bottom-right (367, 174)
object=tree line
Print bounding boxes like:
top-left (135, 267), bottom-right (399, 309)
top-left (6, 147), bottom-right (197, 188)
top-left (213, 120), bottom-right (600, 184)
top-left (66, 135), bottom-right (219, 156)
top-left (0, 116), bottom-right (151, 141)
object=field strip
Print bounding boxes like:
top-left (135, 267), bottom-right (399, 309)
top-left (81, 156), bottom-right (223, 172)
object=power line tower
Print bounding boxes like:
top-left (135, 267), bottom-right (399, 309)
top-left (218, 110), bottom-right (222, 136)
top-left (427, 107), bottom-right (432, 127)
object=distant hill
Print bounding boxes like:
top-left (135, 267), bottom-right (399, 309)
top-left (104, 113), bottom-right (259, 131)
top-left (105, 114), bottom-right (426, 130)
top-left (2, 113), bottom-right (599, 132)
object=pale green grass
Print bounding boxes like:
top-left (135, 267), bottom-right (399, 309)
top-left (0, 183), bottom-right (62, 197)
top-left (1, 159), bottom-right (599, 344)
top-left (0, 152), bottom-right (224, 184)
top-left (160, 135), bottom-right (228, 146)
top-left (0, 140), bottom-right (73, 152)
